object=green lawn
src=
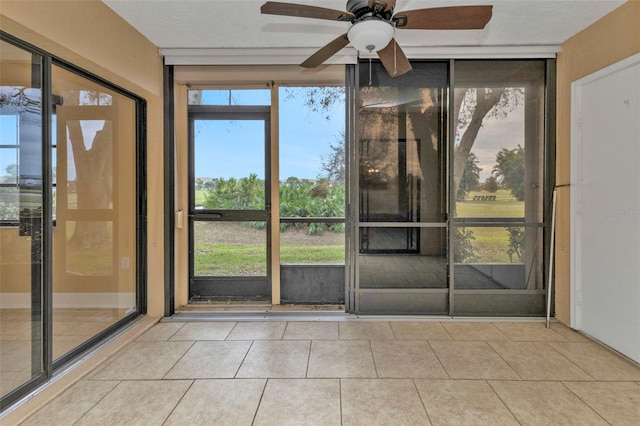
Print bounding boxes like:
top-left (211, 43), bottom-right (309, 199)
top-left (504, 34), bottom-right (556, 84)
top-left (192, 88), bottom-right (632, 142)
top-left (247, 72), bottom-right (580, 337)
top-left (464, 227), bottom-right (515, 263)
top-left (280, 245), bottom-right (344, 264)
top-left (195, 244), bottom-right (267, 276)
top-left (456, 189), bottom-right (524, 263)
top-left (455, 189), bottom-right (524, 218)
top-left (194, 243), bottom-right (344, 276)
top-left (192, 189), bottom-right (525, 275)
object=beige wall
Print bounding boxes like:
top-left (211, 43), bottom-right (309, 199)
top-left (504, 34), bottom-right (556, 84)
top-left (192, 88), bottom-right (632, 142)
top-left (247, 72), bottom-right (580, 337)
top-left (0, 0), bottom-right (166, 315)
top-left (4, 0), bottom-right (637, 319)
top-left (555, 0), bottom-right (640, 324)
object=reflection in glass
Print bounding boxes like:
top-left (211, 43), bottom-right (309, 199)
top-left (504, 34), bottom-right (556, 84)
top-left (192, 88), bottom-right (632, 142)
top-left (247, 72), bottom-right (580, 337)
top-left (360, 227), bottom-right (418, 253)
top-left (360, 139), bottom-right (432, 223)
top-left (0, 40), bottom-right (44, 398)
top-left (193, 221), bottom-right (267, 276)
top-left (51, 65), bottom-right (136, 362)
top-left (64, 221), bottom-right (113, 275)
top-left (359, 228), bottom-right (447, 289)
top-left (357, 62), bottom-right (449, 293)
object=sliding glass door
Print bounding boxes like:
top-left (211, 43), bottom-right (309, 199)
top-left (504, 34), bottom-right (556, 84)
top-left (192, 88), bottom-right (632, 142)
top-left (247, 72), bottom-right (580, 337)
top-left (0, 38), bottom-right (45, 402)
top-left (0, 33), bottom-right (145, 409)
top-left (51, 64), bottom-right (140, 360)
top-left (348, 59), bottom-right (551, 316)
top-left (353, 61), bottom-right (450, 314)
top-left (451, 60), bottom-right (549, 315)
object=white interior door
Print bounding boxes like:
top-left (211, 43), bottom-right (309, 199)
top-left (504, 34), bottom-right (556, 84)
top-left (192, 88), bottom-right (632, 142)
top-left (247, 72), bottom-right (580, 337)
top-left (571, 53), bottom-right (640, 363)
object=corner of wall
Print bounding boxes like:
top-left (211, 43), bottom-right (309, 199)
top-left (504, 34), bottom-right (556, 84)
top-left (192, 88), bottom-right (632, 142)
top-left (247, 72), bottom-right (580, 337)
top-left (1, 0), bottom-right (166, 318)
top-left (554, 0), bottom-right (640, 326)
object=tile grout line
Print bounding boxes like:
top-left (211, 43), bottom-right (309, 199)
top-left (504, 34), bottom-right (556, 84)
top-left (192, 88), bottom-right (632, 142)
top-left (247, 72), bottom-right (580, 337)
top-left (339, 378), bottom-right (343, 426)
top-left (305, 337), bottom-right (312, 379)
top-left (485, 340), bottom-right (525, 381)
top-left (233, 340), bottom-right (255, 379)
top-left (544, 341), bottom-right (598, 381)
top-left (438, 321), bottom-right (455, 341)
top-left (411, 378), bottom-right (434, 425)
top-left (225, 321), bottom-right (240, 341)
top-left (160, 379), bottom-right (195, 425)
top-left (69, 380), bottom-right (123, 426)
top-left (367, 340), bottom-right (379, 379)
top-left (425, 340), bottom-right (451, 380)
top-left (165, 322), bottom-right (187, 341)
top-left (485, 380), bottom-right (524, 426)
top-left (281, 321), bottom-right (291, 340)
top-left (250, 378), bottom-right (269, 426)
top-left (161, 340), bottom-right (197, 380)
top-left (388, 321), bottom-right (398, 340)
top-left (558, 381), bottom-right (613, 425)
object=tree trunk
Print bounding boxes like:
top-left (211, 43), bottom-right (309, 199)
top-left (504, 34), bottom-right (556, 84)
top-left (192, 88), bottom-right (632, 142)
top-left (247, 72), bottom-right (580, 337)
top-left (452, 88), bottom-right (505, 196)
top-left (65, 93), bottom-right (113, 248)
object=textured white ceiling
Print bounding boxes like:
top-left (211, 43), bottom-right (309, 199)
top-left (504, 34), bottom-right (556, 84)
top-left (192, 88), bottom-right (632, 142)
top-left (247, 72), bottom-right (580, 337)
top-left (102, 0), bottom-right (625, 55)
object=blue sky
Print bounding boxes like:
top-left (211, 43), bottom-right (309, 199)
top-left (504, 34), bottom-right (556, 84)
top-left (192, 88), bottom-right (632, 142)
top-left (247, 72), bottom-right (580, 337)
top-left (0, 115), bottom-right (18, 178)
top-left (2, 88), bottom-right (345, 182)
top-left (460, 103), bottom-right (525, 182)
top-left (2, 86), bottom-right (521, 184)
top-left (193, 88), bottom-right (345, 180)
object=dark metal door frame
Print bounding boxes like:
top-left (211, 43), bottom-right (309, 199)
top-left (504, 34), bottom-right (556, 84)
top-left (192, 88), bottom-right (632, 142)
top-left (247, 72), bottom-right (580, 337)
top-left (187, 106), bottom-right (271, 301)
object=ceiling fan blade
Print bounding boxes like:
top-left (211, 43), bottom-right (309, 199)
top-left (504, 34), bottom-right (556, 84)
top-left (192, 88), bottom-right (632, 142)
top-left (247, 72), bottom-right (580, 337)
top-left (261, 2), bottom-right (353, 22)
top-left (301, 34), bottom-right (350, 68)
top-left (393, 6), bottom-right (493, 30)
top-left (368, 0), bottom-right (396, 13)
top-left (377, 39), bottom-right (412, 77)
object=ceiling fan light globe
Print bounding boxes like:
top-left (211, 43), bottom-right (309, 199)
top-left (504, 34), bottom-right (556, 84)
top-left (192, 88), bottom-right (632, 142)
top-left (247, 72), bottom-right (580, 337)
top-left (347, 19), bottom-right (394, 52)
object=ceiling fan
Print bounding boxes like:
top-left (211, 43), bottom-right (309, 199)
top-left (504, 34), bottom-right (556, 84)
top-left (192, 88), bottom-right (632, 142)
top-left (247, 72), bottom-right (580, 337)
top-left (260, 0), bottom-right (493, 77)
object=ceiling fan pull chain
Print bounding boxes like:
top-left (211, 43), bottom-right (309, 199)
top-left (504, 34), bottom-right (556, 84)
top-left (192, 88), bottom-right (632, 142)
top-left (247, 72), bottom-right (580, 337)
top-left (369, 56), bottom-right (372, 85)
top-left (394, 41), bottom-right (397, 76)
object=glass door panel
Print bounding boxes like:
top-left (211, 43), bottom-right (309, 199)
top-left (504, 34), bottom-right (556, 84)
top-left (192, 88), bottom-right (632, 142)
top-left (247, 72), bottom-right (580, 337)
top-left (189, 109), bottom-right (271, 301)
top-left (451, 60), bottom-right (547, 316)
top-left (0, 40), bottom-right (44, 402)
top-left (51, 65), bottom-right (138, 362)
top-left (354, 61), bottom-right (449, 314)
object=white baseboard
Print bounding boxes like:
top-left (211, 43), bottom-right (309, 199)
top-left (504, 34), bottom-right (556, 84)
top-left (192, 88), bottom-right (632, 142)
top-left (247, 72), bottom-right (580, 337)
top-left (0, 293), bottom-right (136, 309)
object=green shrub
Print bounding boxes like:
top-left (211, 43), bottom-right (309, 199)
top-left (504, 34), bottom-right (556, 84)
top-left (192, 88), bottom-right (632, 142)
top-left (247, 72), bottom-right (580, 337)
top-left (202, 175), bottom-right (345, 235)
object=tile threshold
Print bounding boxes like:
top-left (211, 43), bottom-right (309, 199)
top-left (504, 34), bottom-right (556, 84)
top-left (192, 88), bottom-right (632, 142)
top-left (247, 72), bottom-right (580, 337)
top-left (166, 311), bottom-right (552, 323)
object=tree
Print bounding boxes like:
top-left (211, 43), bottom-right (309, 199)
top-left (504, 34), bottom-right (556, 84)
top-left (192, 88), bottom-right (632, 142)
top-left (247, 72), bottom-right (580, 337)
top-left (319, 131), bottom-right (345, 184)
top-left (493, 145), bottom-right (525, 201)
top-left (191, 84), bottom-right (525, 205)
top-left (65, 90), bottom-right (114, 249)
top-left (3, 164), bottom-right (18, 184)
top-left (506, 226), bottom-right (524, 262)
top-left (453, 88), bottom-right (524, 197)
top-left (453, 227), bottom-right (476, 262)
top-left (483, 175), bottom-right (499, 193)
top-left (456, 151), bottom-right (481, 200)
top-left (283, 87), bottom-right (344, 121)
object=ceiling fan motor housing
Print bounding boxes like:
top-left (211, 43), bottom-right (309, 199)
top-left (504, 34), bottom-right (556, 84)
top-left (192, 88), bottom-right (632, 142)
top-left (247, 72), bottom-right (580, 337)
top-left (346, 0), bottom-right (369, 13)
top-left (347, 0), bottom-right (394, 20)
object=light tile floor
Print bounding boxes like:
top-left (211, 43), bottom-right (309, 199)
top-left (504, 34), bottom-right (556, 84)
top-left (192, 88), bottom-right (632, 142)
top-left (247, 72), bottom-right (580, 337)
top-left (0, 308), bottom-right (127, 396)
top-left (19, 320), bottom-right (640, 426)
